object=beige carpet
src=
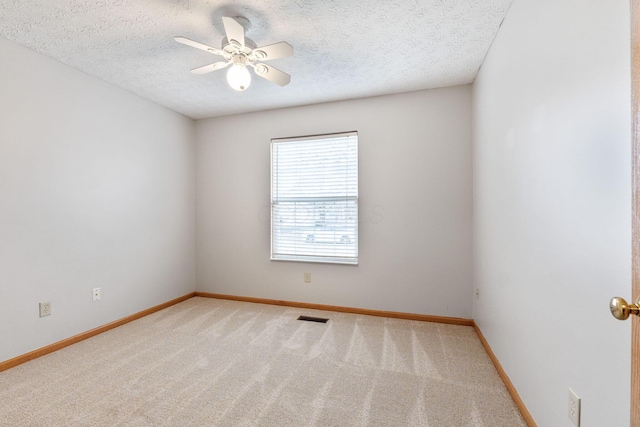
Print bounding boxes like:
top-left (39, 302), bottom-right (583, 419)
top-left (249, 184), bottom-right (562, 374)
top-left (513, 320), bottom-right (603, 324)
top-left (0, 297), bottom-right (526, 426)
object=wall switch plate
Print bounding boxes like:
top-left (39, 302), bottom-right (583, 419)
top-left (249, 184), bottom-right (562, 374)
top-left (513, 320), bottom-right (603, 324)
top-left (92, 287), bottom-right (101, 301)
top-left (568, 388), bottom-right (581, 426)
top-left (304, 272), bottom-right (311, 283)
top-left (39, 302), bottom-right (51, 317)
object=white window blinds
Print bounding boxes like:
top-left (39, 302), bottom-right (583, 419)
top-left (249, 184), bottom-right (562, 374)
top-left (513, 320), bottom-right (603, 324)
top-left (271, 131), bottom-right (358, 265)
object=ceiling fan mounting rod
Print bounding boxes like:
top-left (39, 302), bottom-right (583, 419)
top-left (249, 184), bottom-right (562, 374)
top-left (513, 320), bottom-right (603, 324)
top-left (232, 16), bottom-right (251, 32)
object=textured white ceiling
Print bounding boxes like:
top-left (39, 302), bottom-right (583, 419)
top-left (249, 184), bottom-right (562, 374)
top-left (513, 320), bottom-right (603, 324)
top-left (0, 0), bottom-right (513, 119)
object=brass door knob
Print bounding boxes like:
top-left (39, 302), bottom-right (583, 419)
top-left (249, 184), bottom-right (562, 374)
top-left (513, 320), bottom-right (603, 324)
top-left (610, 297), bottom-right (640, 320)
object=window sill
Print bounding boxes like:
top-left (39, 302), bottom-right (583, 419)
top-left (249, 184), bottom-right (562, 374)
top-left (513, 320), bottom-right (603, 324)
top-left (270, 256), bottom-right (358, 266)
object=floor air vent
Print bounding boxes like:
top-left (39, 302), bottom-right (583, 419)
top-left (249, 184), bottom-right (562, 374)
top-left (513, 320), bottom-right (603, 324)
top-left (297, 315), bottom-right (329, 323)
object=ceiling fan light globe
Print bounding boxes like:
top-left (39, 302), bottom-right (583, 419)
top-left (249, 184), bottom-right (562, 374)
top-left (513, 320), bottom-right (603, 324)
top-left (227, 64), bottom-right (251, 91)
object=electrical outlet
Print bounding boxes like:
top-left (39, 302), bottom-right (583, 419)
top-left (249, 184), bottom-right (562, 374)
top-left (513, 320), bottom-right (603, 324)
top-left (304, 272), bottom-right (311, 283)
top-left (475, 288), bottom-right (480, 300)
top-left (39, 302), bottom-right (51, 318)
top-left (568, 388), bottom-right (581, 426)
top-left (92, 287), bottom-right (101, 301)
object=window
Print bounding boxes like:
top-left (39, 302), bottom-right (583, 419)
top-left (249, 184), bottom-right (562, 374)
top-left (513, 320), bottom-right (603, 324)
top-left (271, 131), bottom-right (358, 264)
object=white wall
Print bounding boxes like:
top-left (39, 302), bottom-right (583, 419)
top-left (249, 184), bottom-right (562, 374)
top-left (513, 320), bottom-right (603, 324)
top-left (472, 0), bottom-right (631, 425)
top-left (196, 87), bottom-right (473, 318)
top-left (0, 38), bottom-right (196, 363)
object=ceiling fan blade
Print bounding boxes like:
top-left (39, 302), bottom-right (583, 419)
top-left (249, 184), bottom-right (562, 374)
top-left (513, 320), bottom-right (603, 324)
top-left (252, 42), bottom-right (293, 61)
top-left (222, 17), bottom-right (245, 49)
top-left (191, 61), bottom-right (230, 74)
top-left (254, 63), bottom-right (291, 86)
top-left (175, 36), bottom-right (223, 56)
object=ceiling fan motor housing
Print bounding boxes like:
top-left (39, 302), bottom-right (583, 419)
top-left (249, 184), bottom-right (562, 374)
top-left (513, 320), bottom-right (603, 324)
top-left (221, 37), bottom-right (256, 56)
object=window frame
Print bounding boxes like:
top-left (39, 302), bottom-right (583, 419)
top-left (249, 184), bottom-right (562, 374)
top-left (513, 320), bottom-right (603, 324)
top-left (270, 131), bottom-right (359, 265)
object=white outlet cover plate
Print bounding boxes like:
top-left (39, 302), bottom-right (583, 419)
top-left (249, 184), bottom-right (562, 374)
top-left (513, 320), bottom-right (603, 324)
top-left (92, 288), bottom-right (101, 301)
top-left (39, 302), bottom-right (51, 317)
top-left (568, 388), bottom-right (581, 426)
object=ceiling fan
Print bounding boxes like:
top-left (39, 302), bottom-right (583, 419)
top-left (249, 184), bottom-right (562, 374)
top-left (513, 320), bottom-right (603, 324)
top-left (175, 16), bottom-right (293, 91)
